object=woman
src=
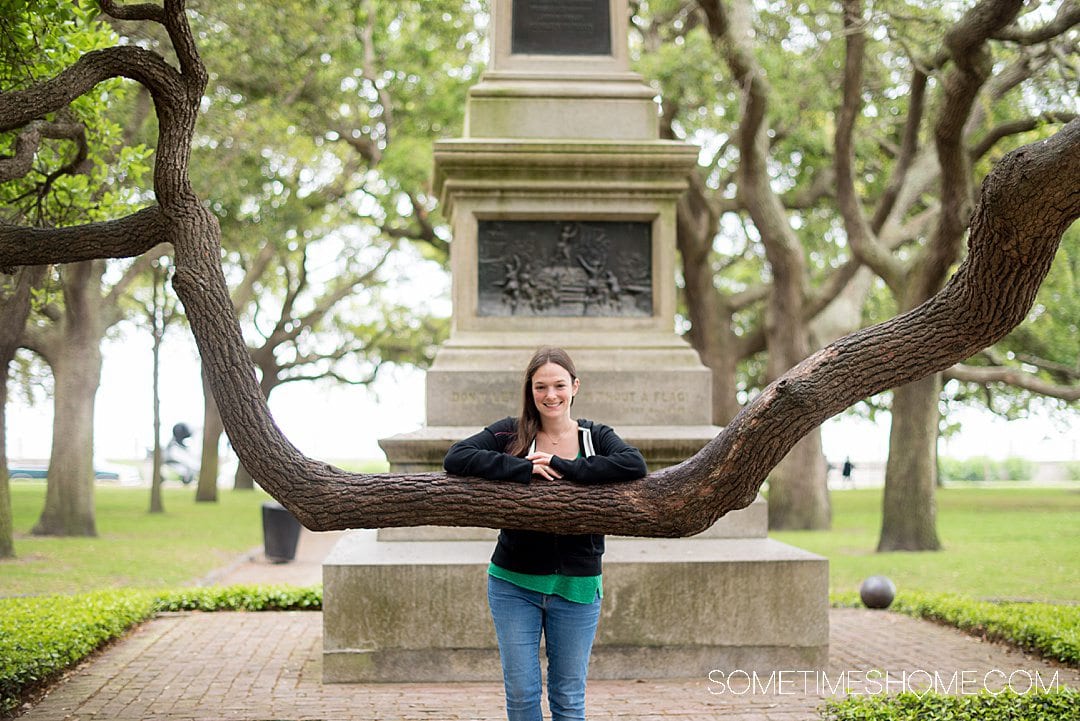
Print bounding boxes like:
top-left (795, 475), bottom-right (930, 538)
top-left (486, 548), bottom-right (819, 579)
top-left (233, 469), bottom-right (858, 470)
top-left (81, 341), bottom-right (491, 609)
top-left (443, 347), bottom-right (647, 721)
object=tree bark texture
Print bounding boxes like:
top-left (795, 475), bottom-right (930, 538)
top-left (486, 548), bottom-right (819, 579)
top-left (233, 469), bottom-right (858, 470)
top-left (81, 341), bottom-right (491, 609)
top-left (879, 374), bottom-right (942, 551)
top-left (231, 357), bottom-right (278, 491)
top-left (1, 3), bottom-right (1077, 538)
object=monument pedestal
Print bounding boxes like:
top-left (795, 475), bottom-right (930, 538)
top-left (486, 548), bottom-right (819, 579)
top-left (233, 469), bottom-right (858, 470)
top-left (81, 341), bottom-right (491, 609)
top-left (323, 497), bottom-right (828, 682)
top-left (321, 0), bottom-right (829, 683)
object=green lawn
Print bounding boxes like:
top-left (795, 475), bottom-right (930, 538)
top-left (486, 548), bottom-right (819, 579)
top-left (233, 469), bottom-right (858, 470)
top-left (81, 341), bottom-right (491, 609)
top-left (2, 480), bottom-right (1077, 601)
top-left (772, 486), bottom-right (1080, 602)
top-left (1, 482), bottom-right (274, 597)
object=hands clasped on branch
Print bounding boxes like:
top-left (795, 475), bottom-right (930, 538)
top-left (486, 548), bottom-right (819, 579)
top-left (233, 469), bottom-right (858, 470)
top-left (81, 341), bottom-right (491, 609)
top-left (527, 452), bottom-right (562, 480)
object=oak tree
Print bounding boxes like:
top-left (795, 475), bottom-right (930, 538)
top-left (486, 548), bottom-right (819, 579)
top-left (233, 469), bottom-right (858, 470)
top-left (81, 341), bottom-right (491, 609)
top-left (1, 0), bottom-right (1077, 538)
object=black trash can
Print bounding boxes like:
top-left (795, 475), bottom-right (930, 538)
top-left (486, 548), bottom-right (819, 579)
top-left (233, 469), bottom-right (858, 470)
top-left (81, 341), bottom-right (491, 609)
top-left (261, 501), bottom-right (301, 563)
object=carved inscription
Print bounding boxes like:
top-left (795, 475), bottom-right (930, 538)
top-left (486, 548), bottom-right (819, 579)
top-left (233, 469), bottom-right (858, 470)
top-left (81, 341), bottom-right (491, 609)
top-left (450, 390), bottom-right (517, 407)
top-left (586, 389), bottom-right (689, 407)
top-left (511, 0), bottom-right (612, 56)
top-left (477, 220), bottom-right (652, 317)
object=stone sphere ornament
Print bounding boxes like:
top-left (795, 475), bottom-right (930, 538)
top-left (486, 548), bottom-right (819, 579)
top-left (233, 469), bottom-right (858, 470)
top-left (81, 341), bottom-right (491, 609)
top-left (859, 575), bottom-right (896, 609)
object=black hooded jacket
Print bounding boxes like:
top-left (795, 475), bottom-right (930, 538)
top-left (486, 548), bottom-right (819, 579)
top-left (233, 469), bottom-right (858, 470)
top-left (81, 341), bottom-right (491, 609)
top-left (443, 416), bottom-right (647, 576)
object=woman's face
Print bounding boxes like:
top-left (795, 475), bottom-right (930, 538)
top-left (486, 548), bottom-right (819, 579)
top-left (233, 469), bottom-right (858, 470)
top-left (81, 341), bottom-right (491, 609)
top-left (531, 362), bottom-right (579, 421)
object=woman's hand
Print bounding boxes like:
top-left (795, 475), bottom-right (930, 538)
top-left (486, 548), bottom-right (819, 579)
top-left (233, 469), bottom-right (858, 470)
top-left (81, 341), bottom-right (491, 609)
top-left (527, 452), bottom-right (562, 480)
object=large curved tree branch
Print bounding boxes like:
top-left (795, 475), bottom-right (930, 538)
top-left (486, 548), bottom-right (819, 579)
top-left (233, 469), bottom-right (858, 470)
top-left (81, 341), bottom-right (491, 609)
top-left (1, 1), bottom-right (1076, 541)
top-left (174, 120), bottom-right (1080, 537)
top-left (98, 0), bottom-right (167, 24)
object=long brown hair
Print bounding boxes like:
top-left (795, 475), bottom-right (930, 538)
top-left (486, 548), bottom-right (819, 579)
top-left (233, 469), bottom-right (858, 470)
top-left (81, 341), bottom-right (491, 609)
top-left (507, 346), bottom-right (578, 457)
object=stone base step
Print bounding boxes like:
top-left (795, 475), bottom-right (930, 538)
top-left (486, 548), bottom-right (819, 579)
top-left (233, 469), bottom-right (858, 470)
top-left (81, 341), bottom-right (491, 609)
top-left (322, 531), bottom-right (829, 682)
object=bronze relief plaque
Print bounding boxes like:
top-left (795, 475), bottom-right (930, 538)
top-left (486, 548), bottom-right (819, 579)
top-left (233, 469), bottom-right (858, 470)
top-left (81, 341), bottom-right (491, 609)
top-left (477, 220), bottom-right (652, 317)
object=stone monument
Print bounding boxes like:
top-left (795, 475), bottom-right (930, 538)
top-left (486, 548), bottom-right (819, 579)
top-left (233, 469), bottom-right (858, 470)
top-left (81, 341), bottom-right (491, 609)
top-left (322, 0), bottom-right (828, 682)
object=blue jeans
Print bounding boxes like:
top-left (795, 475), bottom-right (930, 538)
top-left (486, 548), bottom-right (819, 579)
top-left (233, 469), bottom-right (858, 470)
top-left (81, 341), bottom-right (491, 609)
top-left (487, 575), bottom-right (602, 721)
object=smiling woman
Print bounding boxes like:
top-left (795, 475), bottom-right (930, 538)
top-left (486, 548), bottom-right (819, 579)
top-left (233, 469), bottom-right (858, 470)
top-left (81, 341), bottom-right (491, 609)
top-left (443, 346), bottom-right (647, 721)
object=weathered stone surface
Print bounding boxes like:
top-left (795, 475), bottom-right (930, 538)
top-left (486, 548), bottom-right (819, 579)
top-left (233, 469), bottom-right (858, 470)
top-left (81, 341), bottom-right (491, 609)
top-left (323, 531), bottom-right (828, 682)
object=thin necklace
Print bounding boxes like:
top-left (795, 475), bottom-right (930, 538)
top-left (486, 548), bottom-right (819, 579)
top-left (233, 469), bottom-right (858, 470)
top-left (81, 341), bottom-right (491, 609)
top-left (543, 424), bottom-right (575, 446)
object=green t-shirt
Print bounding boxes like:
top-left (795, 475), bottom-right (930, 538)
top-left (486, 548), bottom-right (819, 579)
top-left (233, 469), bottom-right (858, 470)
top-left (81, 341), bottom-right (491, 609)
top-left (489, 563), bottom-right (602, 604)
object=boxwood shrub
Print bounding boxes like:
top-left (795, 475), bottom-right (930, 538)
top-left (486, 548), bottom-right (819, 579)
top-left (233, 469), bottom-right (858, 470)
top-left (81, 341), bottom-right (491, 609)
top-left (153, 584), bottom-right (322, 612)
top-left (821, 688), bottom-right (1079, 720)
top-left (0, 590), bottom-right (157, 715)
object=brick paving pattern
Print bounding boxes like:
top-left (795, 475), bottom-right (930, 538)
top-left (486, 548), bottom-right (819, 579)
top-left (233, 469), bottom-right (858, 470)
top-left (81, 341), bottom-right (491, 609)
top-left (20, 608), bottom-right (1079, 721)
top-left (16, 529), bottom-right (1077, 720)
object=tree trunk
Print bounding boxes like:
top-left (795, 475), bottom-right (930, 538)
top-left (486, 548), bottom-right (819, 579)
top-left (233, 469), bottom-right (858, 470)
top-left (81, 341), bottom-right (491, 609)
top-left (149, 275), bottom-right (165, 514)
top-left (196, 364), bottom-right (220, 502)
top-left (233, 462), bottom-right (254, 490)
top-left (764, 344), bottom-right (832, 528)
top-left (0, 268), bottom-right (41, 557)
top-left (31, 261), bottom-right (104, 537)
top-left (698, 337), bottom-right (744, 426)
top-left (676, 176), bottom-right (746, 426)
top-left (878, 373), bottom-right (942, 551)
top-left (32, 343), bottom-right (102, 536)
top-left (761, 235), bottom-right (831, 530)
top-left (768, 429), bottom-right (830, 529)
top-left (0, 378), bottom-right (14, 558)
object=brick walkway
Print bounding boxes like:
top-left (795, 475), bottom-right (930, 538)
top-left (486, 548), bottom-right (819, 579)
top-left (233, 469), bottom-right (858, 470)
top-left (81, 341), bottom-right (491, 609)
top-left (17, 530), bottom-right (1079, 720)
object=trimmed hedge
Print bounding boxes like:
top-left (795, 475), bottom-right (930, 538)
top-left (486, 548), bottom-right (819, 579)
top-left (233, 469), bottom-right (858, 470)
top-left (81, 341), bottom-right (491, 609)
top-left (153, 584), bottom-right (322, 612)
top-left (821, 688), bottom-right (1080, 720)
top-left (0, 585), bottom-right (320, 715)
top-left (0, 590), bottom-right (157, 715)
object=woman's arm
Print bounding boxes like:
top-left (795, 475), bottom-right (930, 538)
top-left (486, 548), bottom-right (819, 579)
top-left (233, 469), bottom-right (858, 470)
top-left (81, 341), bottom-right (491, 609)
top-left (443, 418), bottom-right (534, 483)
top-left (548, 423), bottom-right (647, 483)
